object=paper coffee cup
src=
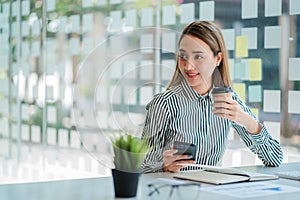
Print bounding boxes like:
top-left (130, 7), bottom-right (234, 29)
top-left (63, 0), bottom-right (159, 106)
top-left (211, 87), bottom-right (233, 103)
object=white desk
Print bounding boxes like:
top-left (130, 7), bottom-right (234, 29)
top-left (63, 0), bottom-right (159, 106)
top-left (0, 162), bottom-right (299, 200)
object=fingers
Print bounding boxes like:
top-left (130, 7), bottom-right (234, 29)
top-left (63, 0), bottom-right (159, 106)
top-left (163, 159), bottom-right (195, 173)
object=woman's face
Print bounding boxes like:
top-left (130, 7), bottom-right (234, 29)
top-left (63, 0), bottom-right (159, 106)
top-left (178, 34), bottom-right (222, 94)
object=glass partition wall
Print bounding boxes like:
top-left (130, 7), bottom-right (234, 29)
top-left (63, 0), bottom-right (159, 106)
top-left (0, 0), bottom-right (300, 182)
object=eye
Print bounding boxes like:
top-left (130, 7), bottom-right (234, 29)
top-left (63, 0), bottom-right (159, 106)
top-left (178, 53), bottom-right (188, 60)
top-left (194, 55), bottom-right (204, 60)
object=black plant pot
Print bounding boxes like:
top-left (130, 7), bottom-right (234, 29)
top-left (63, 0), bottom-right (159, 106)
top-left (112, 169), bottom-right (141, 198)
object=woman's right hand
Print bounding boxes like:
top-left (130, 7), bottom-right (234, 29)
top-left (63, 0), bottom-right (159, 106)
top-left (162, 146), bottom-right (195, 173)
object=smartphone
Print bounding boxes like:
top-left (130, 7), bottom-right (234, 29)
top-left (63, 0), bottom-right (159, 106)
top-left (173, 141), bottom-right (196, 160)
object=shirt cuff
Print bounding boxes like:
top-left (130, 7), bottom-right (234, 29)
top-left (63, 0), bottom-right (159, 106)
top-left (250, 125), bottom-right (269, 145)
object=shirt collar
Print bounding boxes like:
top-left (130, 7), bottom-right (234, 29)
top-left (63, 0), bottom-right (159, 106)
top-left (180, 79), bottom-right (213, 102)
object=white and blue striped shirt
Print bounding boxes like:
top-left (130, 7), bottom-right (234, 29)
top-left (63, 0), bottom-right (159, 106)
top-left (142, 80), bottom-right (283, 173)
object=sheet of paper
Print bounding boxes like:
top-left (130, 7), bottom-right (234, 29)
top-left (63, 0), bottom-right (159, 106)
top-left (235, 36), bottom-right (248, 58)
top-left (241, 0), bottom-right (258, 19)
top-left (110, 10), bottom-right (122, 31)
top-left (162, 32), bottom-right (176, 53)
top-left (58, 129), bottom-right (69, 147)
top-left (70, 37), bottom-right (80, 55)
top-left (125, 9), bottom-right (137, 27)
top-left (264, 26), bottom-right (281, 49)
top-left (47, 106), bottom-right (57, 124)
top-left (82, 13), bottom-right (93, 32)
top-left (82, 0), bottom-right (93, 8)
top-left (199, 1), bottom-right (215, 21)
top-left (140, 60), bottom-right (153, 80)
top-left (47, 128), bottom-right (57, 145)
top-left (288, 58), bottom-right (300, 81)
top-left (264, 121), bottom-right (280, 141)
top-left (180, 3), bottom-right (195, 24)
top-left (141, 8), bottom-right (153, 27)
top-left (263, 90), bottom-right (281, 113)
top-left (241, 27), bottom-right (257, 49)
top-left (110, 85), bottom-right (121, 104)
top-left (265, 0), bottom-right (281, 17)
top-left (22, 0), bottom-right (30, 16)
top-left (123, 60), bottom-right (137, 79)
top-left (124, 86), bottom-right (137, 105)
top-left (70, 15), bottom-right (80, 33)
top-left (222, 29), bottom-right (235, 50)
top-left (21, 125), bottom-right (30, 141)
top-left (249, 59), bottom-right (262, 81)
top-left (47, 0), bottom-right (56, 12)
top-left (22, 21), bottom-right (30, 37)
top-left (139, 86), bottom-right (153, 106)
top-left (290, 0), bottom-right (300, 15)
top-left (163, 5), bottom-right (176, 25)
top-left (31, 125), bottom-right (41, 143)
top-left (288, 91), bottom-right (300, 114)
top-left (202, 182), bottom-right (300, 198)
top-left (140, 34), bottom-right (153, 53)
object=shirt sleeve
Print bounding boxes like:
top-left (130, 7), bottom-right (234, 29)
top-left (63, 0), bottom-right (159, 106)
top-left (231, 93), bottom-right (283, 167)
top-left (141, 94), bottom-right (171, 173)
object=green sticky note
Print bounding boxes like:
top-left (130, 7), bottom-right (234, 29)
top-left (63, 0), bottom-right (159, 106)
top-left (235, 36), bottom-right (248, 58)
top-left (248, 85), bottom-right (262, 102)
top-left (233, 83), bottom-right (246, 102)
top-left (234, 62), bottom-right (246, 80)
top-left (249, 59), bottom-right (262, 81)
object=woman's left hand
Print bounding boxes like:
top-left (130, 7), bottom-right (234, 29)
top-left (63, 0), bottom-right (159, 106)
top-left (212, 96), bottom-right (261, 134)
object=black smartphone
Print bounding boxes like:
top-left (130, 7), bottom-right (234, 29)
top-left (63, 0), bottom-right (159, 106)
top-left (173, 141), bottom-right (196, 160)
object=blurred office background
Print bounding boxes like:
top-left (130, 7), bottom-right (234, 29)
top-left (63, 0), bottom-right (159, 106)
top-left (0, 0), bottom-right (300, 184)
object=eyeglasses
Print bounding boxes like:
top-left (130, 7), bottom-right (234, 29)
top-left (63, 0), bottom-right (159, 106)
top-left (147, 182), bottom-right (201, 199)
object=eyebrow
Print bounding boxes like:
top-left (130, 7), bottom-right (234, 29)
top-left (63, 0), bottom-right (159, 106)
top-left (178, 49), bottom-right (205, 54)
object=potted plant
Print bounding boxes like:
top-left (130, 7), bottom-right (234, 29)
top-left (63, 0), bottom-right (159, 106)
top-left (111, 134), bottom-right (149, 198)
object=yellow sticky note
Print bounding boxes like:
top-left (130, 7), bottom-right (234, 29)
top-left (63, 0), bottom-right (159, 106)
top-left (235, 36), bottom-right (248, 58)
top-left (250, 59), bottom-right (262, 81)
top-left (250, 108), bottom-right (259, 119)
top-left (233, 83), bottom-right (246, 102)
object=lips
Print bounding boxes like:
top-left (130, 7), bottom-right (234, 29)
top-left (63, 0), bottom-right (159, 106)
top-left (186, 72), bottom-right (200, 78)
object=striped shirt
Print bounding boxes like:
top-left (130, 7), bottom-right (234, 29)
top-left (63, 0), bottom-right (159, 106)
top-left (142, 80), bottom-right (283, 173)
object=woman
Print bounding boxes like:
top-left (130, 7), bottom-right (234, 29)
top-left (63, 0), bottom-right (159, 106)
top-left (142, 21), bottom-right (283, 173)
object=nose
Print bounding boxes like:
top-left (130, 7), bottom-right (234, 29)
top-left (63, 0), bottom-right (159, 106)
top-left (184, 59), bottom-right (195, 71)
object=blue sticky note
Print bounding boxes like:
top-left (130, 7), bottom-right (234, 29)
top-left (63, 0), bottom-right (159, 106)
top-left (248, 85), bottom-right (262, 102)
top-left (234, 62), bottom-right (246, 80)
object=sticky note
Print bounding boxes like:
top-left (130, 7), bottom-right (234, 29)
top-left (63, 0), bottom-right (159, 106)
top-left (241, 27), bottom-right (257, 49)
top-left (234, 62), bottom-right (246, 80)
top-left (265, 0), bottom-right (282, 17)
top-left (70, 37), bottom-right (80, 55)
top-left (125, 9), bottom-right (137, 27)
top-left (162, 32), bottom-right (176, 53)
top-left (288, 91), bottom-right (300, 114)
top-left (199, 1), bottom-right (215, 21)
top-left (22, 21), bottom-right (29, 37)
top-left (139, 86), bottom-right (153, 106)
top-left (82, 37), bottom-right (93, 55)
top-left (233, 83), bottom-right (246, 102)
top-left (32, 20), bottom-right (40, 36)
top-left (264, 26), bottom-right (281, 49)
top-left (47, 106), bottom-right (57, 124)
top-left (110, 0), bottom-right (121, 4)
top-left (82, 0), bottom-right (93, 8)
top-left (141, 8), bottom-right (153, 27)
top-left (162, 5), bottom-right (176, 25)
top-left (249, 59), bottom-right (262, 81)
top-left (290, 0), bottom-right (300, 15)
top-left (70, 15), bottom-right (80, 33)
top-left (250, 108), bottom-right (259, 119)
top-left (235, 36), bottom-right (248, 58)
top-left (264, 121), bottom-right (280, 141)
top-left (222, 29), bottom-right (235, 50)
top-left (22, 125), bottom-right (30, 141)
top-left (248, 85), bottom-right (262, 102)
top-left (263, 90), bottom-right (281, 113)
top-left (241, 0), bottom-right (258, 19)
top-left (180, 3), bottom-right (195, 24)
top-left (288, 57), bottom-right (300, 81)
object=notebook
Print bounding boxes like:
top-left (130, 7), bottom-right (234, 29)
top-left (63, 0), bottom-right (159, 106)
top-left (173, 164), bottom-right (278, 185)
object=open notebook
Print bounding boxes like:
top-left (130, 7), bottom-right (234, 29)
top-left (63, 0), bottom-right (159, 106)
top-left (173, 164), bottom-right (278, 185)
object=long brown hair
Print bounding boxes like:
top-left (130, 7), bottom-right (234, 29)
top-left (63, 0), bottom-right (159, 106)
top-left (167, 21), bottom-right (232, 89)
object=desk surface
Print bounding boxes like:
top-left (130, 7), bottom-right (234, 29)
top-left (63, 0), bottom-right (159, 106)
top-left (0, 162), bottom-right (300, 200)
